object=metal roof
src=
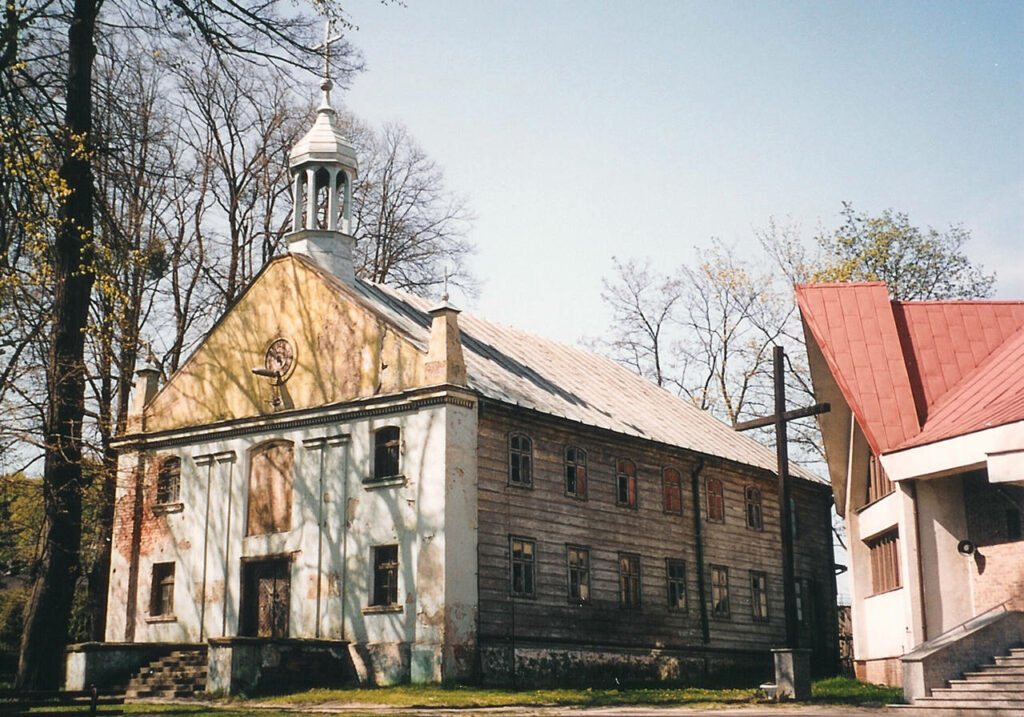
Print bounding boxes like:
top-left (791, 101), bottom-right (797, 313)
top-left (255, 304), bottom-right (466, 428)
top-left (298, 256), bottom-right (823, 483)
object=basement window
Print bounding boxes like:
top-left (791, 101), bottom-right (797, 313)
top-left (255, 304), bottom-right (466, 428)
top-left (866, 529), bottom-right (901, 595)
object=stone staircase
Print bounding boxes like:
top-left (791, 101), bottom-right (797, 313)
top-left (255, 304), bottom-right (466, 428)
top-left (896, 646), bottom-right (1024, 715)
top-left (124, 647), bottom-right (207, 699)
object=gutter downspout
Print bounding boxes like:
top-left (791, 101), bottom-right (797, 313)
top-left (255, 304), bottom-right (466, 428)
top-left (689, 457), bottom-right (710, 645)
top-left (909, 480), bottom-right (928, 643)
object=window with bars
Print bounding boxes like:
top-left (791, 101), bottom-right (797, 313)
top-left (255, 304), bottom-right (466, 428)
top-left (510, 536), bottom-right (536, 598)
top-left (565, 446), bottom-right (587, 499)
top-left (508, 433), bottom-right (533, 487)
top-left (706, 477), bottom-right (724, 522)
top-left (616, 459), bottom-right (637, 508)
top-left (372, 545), bottom-right (399, 606)
top-left (745, 486), bottom-right (763, 530)
top-left (619, 553), bottom-right (641, 608)
top-left (710, 565), bottom-right (730, 618)
top-left (666, 560), bottom-right (687, 611)
top-left (156, 457), bottom-right (180, 505)
top-left (750, 571), bottom-right (768, 621)
top-left (867, 455), bottom-right (895, 504)
top-left (374, 427), bottom-right (401, 480)
top-left (566, 546), bottom-right (590, 603)
top-left (150, 562), bottom-right (175, 616)
top-left (663, 467), bottom-right (682, 515)
top-left (866, 529), bottom-right (901, 594)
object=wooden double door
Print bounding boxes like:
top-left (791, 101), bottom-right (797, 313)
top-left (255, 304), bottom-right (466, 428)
top-left (240, 558), bottom-right (290, 638)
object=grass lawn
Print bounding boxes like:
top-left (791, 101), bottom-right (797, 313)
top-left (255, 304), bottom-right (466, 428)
top-left (11, 677), bottom-right (903, 715)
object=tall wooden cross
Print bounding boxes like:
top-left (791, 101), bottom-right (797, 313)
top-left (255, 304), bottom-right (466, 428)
top-left (733, 345), bottom-right (829, 649)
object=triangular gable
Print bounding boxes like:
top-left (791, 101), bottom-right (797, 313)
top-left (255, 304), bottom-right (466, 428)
top-left (144, 255), bottom-right (428, 433)
top-left (899, 323), bottom-right (1024, 449)
top-left (795, 282), bottom-right (920, 455)
top-left (892, 301), bottom-right (1024, 423)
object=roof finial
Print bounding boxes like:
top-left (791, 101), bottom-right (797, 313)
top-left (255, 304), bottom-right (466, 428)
top-left (315, 18), bottom-right (344, 110)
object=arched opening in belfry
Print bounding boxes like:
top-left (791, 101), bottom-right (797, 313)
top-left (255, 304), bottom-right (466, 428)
top-left (314, 167), bottom-right (331, 230)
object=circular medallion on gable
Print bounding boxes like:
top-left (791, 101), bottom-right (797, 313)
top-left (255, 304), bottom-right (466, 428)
top-left (264, 337), bottom-right (296, 382)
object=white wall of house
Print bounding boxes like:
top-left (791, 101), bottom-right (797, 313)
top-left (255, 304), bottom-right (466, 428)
top-left (106, 392), bottom-right (479, 683)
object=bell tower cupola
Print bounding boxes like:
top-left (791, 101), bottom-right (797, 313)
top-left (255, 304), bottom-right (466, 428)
top-left (287, 27), bottom-right (359, 282)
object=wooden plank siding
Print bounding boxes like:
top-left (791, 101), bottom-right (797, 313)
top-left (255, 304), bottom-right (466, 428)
top-left (476, 399), bottom-right (837, 667)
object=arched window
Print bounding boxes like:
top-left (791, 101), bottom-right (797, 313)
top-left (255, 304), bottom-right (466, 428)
top-left (156, 457), bottom-right (180, 505)
top-left (662, 467), bottom-right (682, 514)
top-left (508, 434), bottom-right (533, 487)
top-left (565, 446), bottom-right (587, 499)
top-left (374, 426), bottom-right (401, 480)
top-left (246, 440), bottom-right (294, 535)
top-left (745, 486), bottom-right (763, 530)
top-left (706, 477), bottom-right (724, 522)
top-left (616, 459), bottom-right (637, 508)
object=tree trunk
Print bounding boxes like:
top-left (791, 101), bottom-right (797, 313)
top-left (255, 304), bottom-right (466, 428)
top-left (16, 0), bottom-right (98, 690)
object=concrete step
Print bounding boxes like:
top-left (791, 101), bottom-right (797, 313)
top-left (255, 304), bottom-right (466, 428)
top-left (891, 707), bottom-right (1024, 716)
top-left (993, 655), bottom-right (1024, 666)
top-left (932, 688), bottom-right (1024, 700)
top-left (948, 678), bottom-right (1024, 689)
top-left (914, 697), bottom-right (1024, 709)
top-left (964, 666), bottom-right (1024, 677)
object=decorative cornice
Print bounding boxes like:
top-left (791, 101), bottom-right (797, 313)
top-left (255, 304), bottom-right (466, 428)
top-left (115, 386), bottom-right (477, 452)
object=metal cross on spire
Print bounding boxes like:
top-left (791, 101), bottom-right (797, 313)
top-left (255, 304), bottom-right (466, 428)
top-left (315, 18), bottom-right (345, 82)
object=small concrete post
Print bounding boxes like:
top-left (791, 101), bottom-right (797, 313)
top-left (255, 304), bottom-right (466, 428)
top-left (772, 648), bottom-right (812, 701)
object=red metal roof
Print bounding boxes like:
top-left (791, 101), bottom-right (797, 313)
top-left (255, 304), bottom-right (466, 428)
top-left (797, 282), bottom-right (1024, 453)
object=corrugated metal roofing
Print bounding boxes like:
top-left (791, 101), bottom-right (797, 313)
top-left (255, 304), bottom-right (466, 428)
top-left (796, 281), bottom-right (1024, 454)
top-left (297, 255), bottom-right (821, 482)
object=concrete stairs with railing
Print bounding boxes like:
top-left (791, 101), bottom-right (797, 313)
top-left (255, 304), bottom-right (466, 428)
top-left (894, 646), bottom-right (1024, 715)
top-left (123, 647), bottom-right (207, 699)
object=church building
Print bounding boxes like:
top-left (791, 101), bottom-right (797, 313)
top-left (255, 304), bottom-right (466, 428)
top-left (797, 282), bottom-right (1024, 702)
top-left (94, 75), bottom-right (837, 692)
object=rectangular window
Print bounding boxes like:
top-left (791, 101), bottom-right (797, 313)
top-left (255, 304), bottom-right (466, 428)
top-left (619, 553), bottom-right (641, 608)
top-left (616, 459), bottom-right (637, 508)
top-left (706, 477), bottom-right (724, 522)
top-left (567, 546), bottom-right (590, 603)
top-left (509, 434), bottom-right (533, 487)
top-left (247, 441), bottom-right (294, 535)
top-left (745, 486), bottom-right (763, 530)
top-left (374, 427), bottom-right (401, 480)
top-left (663, 468), bottom-right (682, 514)
top-left (794, 577), bottom-right (813, 625)
top-left (867, 455), bottom-right (895, 504)
top-left (157, 457), bottom-right (181, 505)
top-left (372, 545), bottom-right (399, 606)
top-left (710, 565), bottom-right (730, 618)
top-left (750, 571), bottom-right (768, 621)
top-left (565, 446), bottom-right (587, 499)
top-left (866, 529), bottom-right (901, 594)
top-left (510, 536), bottom-right (536, 598)
top-left (150, 562), bottom-right (175, 616)
top-left (666, 560), bottom-right (687, 611)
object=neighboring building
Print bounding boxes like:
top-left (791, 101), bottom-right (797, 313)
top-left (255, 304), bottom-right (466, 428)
top-left (797, 282), bottom-right (1024, 692)
top-left (97, 77), bottom-right (837, 691)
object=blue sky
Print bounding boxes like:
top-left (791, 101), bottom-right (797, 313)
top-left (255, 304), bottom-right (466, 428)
top-left (341, 1), bottom-right (1024, 344)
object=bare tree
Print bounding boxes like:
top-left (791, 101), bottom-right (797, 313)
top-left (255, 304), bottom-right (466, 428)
top-left (352, 121), bottom-right (475, 297)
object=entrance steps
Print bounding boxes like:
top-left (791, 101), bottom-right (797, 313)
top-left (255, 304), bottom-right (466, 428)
top-left (893, 646), bottom-right (1024, 716)
top-left (124, 647), bottom-right (207, 699)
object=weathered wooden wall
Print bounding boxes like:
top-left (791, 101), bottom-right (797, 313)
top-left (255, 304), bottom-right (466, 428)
top-left (476, 400), bottom-right (836, 682)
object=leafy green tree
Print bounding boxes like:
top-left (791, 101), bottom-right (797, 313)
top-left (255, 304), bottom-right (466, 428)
top-left (814, 202), bottom-right (996, 300)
